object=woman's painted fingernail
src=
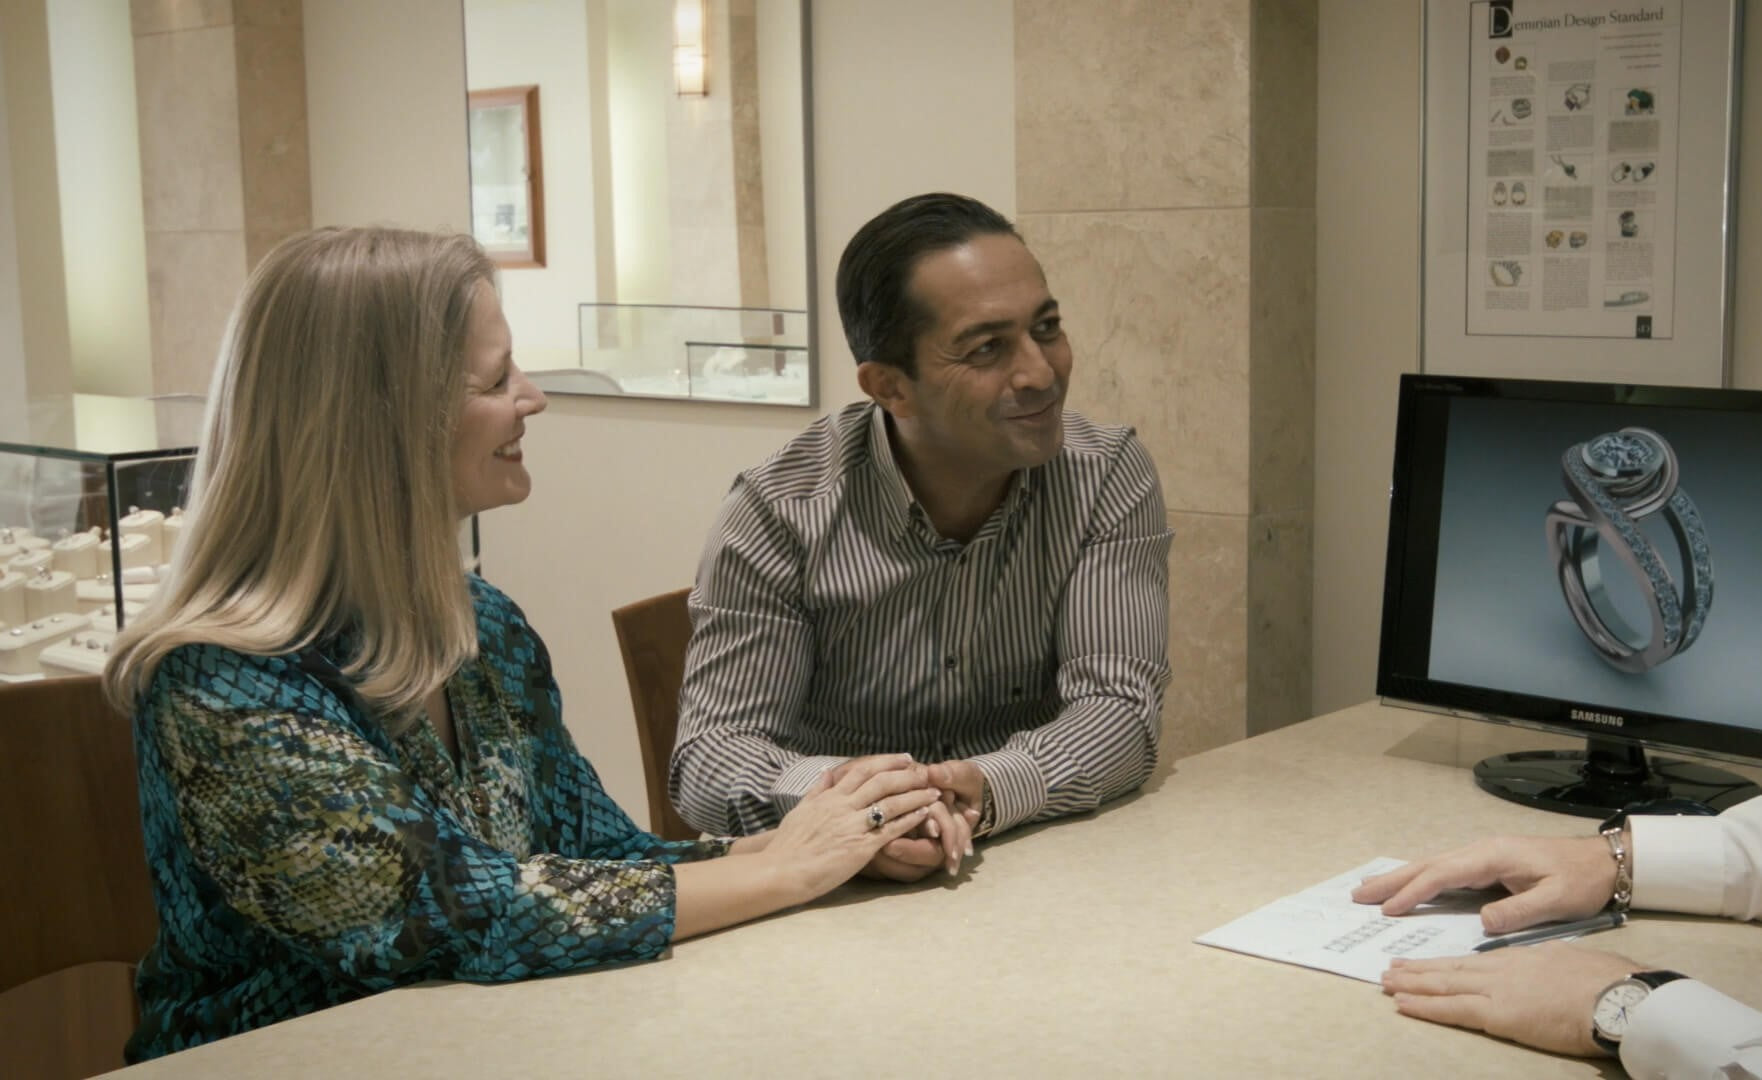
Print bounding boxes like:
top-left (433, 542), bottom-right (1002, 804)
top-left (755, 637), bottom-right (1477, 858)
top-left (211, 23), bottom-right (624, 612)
top-left (926, 818), bottom-right (940, 838)
top-left (964, 842), bottom-right (974, 856)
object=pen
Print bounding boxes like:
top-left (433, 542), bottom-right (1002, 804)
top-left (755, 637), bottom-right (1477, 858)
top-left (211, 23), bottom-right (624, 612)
top-left (1472, 911), bottom-right (1627, 952)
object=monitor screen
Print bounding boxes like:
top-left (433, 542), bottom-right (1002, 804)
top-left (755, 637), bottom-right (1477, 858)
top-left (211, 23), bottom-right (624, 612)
top-left (1377, 373), bottom-right (1762, 816)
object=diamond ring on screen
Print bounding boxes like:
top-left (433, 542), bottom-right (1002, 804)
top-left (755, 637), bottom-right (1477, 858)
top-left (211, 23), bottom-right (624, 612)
top-left (1544, 427), bottom-right (1713, 674)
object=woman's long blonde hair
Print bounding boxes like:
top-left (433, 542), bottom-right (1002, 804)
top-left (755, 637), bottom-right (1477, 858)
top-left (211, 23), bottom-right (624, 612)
top-left (105, 227), bottom-right (496, 721)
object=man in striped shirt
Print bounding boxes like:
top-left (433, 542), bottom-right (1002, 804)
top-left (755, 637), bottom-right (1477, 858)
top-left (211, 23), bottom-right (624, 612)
top-left (671, 193), bottom-right (1173, 882)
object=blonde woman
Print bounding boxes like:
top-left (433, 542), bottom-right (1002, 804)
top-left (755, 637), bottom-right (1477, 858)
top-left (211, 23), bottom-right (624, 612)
top-left (106, 227), bottom-right (948, 1062)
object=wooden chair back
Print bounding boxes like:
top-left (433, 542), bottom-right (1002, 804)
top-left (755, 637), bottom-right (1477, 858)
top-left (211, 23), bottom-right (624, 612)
top-left (610, 589), bottom-right (698, 841)
top-left (0, 675), bottom-right (157, 1077)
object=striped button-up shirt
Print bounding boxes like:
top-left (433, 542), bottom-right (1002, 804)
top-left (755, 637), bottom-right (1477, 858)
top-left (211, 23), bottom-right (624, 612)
top-left (671, 401), bottom-right (1172, 837)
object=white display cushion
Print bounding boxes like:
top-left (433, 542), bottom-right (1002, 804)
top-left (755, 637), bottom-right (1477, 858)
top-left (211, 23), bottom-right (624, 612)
top-left (39, 628), bottom-right (116, 678)
top-left (51, 530), bottom-right (102, 578)
top-left (0, 570), bottom-right (23, 625)
top-left (120, 508), bottom-right (166, 565)
top-left (8, 548), bottom-right (52, 574)
top-left (100, 533), bottom-right (154, 570)
top-left (87, 600), bottom-right (145, 633)
top-left (0, 611), bottom-right (88, 675)
top-left (24, 569), bottom-right (77, 619)
top-left (162, 509), bottom-right (186, 557)
top-left (76, 578), bottom-right (159, 613)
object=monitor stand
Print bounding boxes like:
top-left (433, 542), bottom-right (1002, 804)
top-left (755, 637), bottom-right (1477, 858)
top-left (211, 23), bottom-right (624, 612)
top-left (1475, 735), bottom-right (1761, 818)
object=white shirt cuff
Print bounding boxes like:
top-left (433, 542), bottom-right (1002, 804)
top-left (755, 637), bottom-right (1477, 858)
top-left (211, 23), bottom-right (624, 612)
top-left (1620, 979), bottom-right (1762, 1080)
top-left (1631, 815), bottom-right (1728, 916)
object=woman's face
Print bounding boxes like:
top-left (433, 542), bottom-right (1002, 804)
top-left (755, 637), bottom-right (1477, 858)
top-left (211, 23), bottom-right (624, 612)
top-left (452, 281), bottom-right (547, 517)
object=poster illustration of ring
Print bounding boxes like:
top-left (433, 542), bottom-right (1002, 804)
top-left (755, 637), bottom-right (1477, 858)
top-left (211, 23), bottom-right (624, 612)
top-left (1421, 0), bottom-right (1738, 386)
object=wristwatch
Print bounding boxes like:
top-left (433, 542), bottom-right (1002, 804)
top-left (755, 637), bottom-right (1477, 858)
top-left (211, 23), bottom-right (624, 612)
top-left (1591, 969), bottom-right (1688, 1054)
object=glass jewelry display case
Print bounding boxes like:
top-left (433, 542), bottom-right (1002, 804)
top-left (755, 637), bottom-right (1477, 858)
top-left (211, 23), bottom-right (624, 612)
top-left (0, 421), bottom-right (198, 682)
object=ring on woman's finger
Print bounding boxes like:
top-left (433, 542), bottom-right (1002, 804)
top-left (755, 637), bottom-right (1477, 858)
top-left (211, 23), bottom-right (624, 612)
top-left (865, 803), bottom-right (885, 830)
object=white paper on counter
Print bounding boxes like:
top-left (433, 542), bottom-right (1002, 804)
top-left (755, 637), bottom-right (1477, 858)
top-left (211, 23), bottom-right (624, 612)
top-left (1196, 857), bottom-right (1498, 983)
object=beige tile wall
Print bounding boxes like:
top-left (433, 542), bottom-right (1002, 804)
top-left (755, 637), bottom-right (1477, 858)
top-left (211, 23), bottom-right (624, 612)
top-left (131, 0), bottom-right (310, 396)
top-left (1016, 0), bottom-right (1315, 757)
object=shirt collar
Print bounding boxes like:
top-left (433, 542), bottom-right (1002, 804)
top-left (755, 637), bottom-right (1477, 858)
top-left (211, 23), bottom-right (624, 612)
top-left (866, 403), bottom-right (919, 530)
top-left (864, 402), bottom-right (1039, 540)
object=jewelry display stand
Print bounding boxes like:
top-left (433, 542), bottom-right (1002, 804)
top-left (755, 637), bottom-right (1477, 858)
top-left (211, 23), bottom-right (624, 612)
top-left (51, 528), bottom-right (102, 578)
top-left (0, 611), bottom-right (86, 676)
top-left (8, 549), bottom-right (52, 574)
top-left (101, 532), bottom-right (154, 571)
top-left (23, 567), bottom-right (77, 620)
top-left (76, 579), bottom-right (158, 615)
top-left (39, 627), bottom-right (117, 678)
top-left (0, 569), bottom-right (24, 625)
top-left (0, 528), bottom-right (50, 555)
top-left (1, 421), bottom-right (198, 679)
top-left (119, 507), bottom-right (166, 564)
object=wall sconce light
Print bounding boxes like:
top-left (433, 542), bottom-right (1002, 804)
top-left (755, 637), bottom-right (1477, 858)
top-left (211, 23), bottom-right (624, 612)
top-left (674, 0), bottom-right (707, 97)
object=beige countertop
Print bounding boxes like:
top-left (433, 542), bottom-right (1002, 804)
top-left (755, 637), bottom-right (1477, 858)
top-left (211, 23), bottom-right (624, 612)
top-left (109, 701), bottom-right (1762, 1077)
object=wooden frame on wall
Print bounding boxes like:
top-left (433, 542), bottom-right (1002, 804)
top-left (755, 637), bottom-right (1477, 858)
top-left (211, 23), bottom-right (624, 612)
top-left (466, 85), bottom-right (546, 268)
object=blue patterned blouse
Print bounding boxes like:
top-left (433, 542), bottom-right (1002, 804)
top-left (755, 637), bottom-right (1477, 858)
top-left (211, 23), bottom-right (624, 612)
top-left (126, 577), bottom-right (728, 1062)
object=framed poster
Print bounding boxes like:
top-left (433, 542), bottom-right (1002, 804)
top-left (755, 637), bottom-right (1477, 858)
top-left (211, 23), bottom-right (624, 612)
top-left (467, 85), bottom-right (546, 269)
top-left (1421, 0), bottom-right (1741, 386)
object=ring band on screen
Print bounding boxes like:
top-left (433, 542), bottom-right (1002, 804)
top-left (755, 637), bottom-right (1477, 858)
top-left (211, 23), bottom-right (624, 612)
top-left (1544, 427), bottom-right (1713, 674)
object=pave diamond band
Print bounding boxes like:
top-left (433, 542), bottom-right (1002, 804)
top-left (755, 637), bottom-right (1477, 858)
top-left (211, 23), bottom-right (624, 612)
top-left (1545, 426), bottom-right (1713, 674)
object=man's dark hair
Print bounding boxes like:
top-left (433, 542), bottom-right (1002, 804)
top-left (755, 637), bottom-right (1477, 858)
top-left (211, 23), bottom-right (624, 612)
top-left (835, 192), bottom-right (1021, 378)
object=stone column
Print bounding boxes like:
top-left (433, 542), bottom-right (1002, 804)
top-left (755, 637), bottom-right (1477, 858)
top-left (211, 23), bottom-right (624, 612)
top-left (0, 0), bottom-right (74, 443)
top-left (1015, 0), bottom-right (1316, 758)
top-left (131, 0), bottom-right (310, 397)
top-left (667, 0), bottom-right (769, 310)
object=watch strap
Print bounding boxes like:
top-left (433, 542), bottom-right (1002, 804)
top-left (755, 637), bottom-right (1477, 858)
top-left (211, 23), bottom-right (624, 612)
top-left (1600, 824), bottom-right (1634, 914)
top-left (1631, 969), bottom-right (1688, 990)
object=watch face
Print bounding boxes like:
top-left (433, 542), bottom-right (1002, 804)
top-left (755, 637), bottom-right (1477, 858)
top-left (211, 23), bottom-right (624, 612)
top-left (1593, 980), bottom-right (1650, 1039)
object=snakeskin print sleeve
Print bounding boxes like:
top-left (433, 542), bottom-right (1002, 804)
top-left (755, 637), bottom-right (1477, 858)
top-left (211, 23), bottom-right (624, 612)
top-left (470, 578), bottom-right (733, 867)
top-left (140, 653), bottom-right (681, 987)
top-left (126, 580), bottom-right (746, 1061)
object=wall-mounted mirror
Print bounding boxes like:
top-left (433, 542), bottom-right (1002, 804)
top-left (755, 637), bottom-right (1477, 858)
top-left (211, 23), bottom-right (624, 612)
top-left (462, 0), bottom-right (814, 407)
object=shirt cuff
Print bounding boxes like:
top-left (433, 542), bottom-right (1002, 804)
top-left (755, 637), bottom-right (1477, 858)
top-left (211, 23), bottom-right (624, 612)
top-left (771, 754), bottom-right (849, 815)
top-left (1631, 815), bottom-right (1728, 915)
top-left (1620, 979), bottom-right (1762, 1080)
top-left (966, 748), bottom-right (1047, 836)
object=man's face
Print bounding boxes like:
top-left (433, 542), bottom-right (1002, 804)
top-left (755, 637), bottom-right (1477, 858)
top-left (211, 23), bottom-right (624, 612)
top-left (891, 233), bottom-right (1071, 480)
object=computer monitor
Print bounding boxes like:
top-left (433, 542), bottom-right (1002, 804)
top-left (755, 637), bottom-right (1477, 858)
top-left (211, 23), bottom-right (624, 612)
top-left (1376, 373), bottom-right (1762, 817)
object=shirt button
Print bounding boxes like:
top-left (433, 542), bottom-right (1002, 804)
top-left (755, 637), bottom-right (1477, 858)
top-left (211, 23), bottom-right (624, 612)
top-left (470, 790), bottom-right (491, 816)
top-left (943, 655), bottom-right (958, 670)
top-left (956, 552), bottom-right (968, 566)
